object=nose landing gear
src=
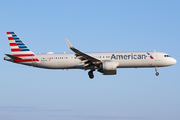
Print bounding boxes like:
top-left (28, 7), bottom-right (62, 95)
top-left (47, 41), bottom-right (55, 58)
top-left (88, 71), bottom-right (94, 79)
top-left (155, 67), bottom-right (159, 76)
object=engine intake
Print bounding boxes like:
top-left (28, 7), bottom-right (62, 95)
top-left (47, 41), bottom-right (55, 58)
top-left (99, 61), bottom-right (118, 75)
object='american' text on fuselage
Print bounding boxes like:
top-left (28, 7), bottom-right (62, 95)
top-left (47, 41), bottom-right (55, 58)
top-left (111, 53), bottom-right (147, 60)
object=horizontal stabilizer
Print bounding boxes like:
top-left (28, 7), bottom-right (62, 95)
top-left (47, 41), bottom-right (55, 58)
top-left (5, 54), bottom-right (22, 60)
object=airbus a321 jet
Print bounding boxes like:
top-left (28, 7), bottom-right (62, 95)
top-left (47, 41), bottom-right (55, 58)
top-left (4, 32), bottom-right (177, 79)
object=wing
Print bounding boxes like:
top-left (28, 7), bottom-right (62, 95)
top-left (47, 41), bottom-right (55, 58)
top-left (65, 38), bottom-right (101, 68)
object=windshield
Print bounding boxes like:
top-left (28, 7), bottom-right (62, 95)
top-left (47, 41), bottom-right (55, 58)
top-left (164, 55), bottom-right (171, 57)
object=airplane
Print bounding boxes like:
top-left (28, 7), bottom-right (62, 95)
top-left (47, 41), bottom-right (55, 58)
top-left (4, 32), bottom-right (177, 79)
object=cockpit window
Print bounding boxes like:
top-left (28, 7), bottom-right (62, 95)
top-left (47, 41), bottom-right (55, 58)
top-left (164, 55), bottom-right (171, 57)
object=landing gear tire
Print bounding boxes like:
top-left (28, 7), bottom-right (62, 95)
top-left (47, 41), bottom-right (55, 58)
top-left (156, 72), bottom-right (159, 76)
top-left (88, 71), bottom-right (94, 79)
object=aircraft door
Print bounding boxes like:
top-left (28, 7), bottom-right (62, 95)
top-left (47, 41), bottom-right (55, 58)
top-left (155, 53), bottom-right (160, 61)
top-left (69, 55), bottom-right (74, 63)
top-left (31, 55), bottom-right (35, 66)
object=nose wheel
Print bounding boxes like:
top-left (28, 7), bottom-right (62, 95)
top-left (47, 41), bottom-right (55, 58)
top-left (155, 67), bottom-right (159, 76)
top-left (88, 71), bottom-right (94, 79)
top-left (155, 72), bottom-right (159, 76)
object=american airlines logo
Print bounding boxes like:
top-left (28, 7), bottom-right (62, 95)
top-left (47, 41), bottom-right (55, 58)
top-left (147, 52), bottom-right (154, 59)
top-left (111, 53), bottom-right (148, 60)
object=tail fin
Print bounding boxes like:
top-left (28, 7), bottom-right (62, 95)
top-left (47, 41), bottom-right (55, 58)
top-left (6, 32), bottom-right (39, 62)
top-left (7, 32), bottom-right (34, 55)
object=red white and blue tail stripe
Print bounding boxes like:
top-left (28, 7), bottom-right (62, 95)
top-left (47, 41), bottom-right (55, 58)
top-left (7, 32), bottom-right (39, 62)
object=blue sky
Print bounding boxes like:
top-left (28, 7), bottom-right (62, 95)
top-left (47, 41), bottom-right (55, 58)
top-left (0, 0), bottom-right (180, 120)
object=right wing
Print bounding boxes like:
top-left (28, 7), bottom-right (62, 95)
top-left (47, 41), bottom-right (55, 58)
top-left (65, 38), bottom-right (101, 68)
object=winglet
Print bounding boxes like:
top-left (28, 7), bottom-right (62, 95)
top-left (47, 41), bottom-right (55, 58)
top-left (65, 38), bottom-right (73, 48)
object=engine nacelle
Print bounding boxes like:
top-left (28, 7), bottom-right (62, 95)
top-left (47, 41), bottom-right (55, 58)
top-left (99, 61), bottom-right (118, 75)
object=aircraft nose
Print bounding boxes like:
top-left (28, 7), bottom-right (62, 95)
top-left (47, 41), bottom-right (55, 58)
top-left (171, 58), bottom-right (177, 65)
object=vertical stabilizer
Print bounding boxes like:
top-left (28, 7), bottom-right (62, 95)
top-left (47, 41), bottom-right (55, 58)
top-left (6, 32), bottom-right (39, 62)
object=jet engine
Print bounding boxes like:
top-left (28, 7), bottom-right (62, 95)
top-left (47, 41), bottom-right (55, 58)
top-left (99, 61), bottom-right (118, 75)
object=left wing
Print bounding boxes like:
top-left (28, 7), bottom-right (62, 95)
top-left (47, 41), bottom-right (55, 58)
top-left (65, 38), bottom-right (101, 68)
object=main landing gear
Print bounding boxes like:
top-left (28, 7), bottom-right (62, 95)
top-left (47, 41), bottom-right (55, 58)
top-left (155, 66), bottom-right (159, 76)
top-left (88, 70), bottom-right (94, 79)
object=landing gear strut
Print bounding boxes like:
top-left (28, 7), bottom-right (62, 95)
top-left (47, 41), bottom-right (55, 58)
top-left (88, 71), bottom-right (94, 79)
top-left (155, 67), bottom-right (159, 76)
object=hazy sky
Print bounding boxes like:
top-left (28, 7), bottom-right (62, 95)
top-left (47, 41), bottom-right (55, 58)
top-left (0, 0), bottom-right (180, 120)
